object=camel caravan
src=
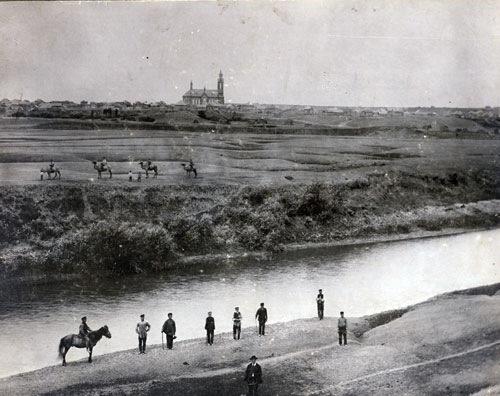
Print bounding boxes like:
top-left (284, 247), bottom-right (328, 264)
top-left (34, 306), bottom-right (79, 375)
top-left (39, 158), bottom-right (198, 181)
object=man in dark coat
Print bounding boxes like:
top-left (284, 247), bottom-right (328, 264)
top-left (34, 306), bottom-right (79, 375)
top-left (255, 303), bottom-right (268, 337)
top-left (162, 313), bottom-right (176, 349)
top-left (244, 355), bottom-right (263, 396)
top-left (316, 289), bottom-right (325, 320)
top-left (205, 311), bottom-right (215, 345)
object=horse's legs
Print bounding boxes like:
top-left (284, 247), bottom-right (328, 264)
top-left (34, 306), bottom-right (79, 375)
top-left (97, 171), bottom-right (102, 179)
top-left (88, 347), bottom-right (93, 363)
top-left (146, 169), bottom-right (149, 178)
top-left (62, 346), bottom-right (69, 366)
top-left (109, 170), bottom-right (112, 179)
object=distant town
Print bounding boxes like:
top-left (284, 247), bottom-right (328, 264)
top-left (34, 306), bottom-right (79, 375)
top-left (2, 94), bottom-right (500, 136)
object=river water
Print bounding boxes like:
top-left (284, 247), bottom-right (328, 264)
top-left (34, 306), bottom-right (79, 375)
top-left (0, 229), bottom-right (499, 378)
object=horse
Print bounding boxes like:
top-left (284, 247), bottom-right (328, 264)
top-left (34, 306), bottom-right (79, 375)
top-left (138, 161), bottom-right (158, 178)
top-left (181, 163), bottom-right (197, 178)
top-left (58, 325), bottom-right (112, 366)
top-left (40, 166), bottom-right (61, 180)
top-left (92, 161), bottom-right (112, 179)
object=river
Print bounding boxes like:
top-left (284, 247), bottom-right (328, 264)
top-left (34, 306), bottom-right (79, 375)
top-left (0, 228), bottom-right (499, 378)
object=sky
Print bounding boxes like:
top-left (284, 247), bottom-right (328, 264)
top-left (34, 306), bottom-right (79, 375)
top-left (1, 0), bottom-right (500, 107)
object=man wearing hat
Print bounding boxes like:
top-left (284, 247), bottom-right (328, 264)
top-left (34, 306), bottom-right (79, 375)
top-left (78, 316), bottom-right (92, 349)
top-left (338, 311), bottom-right (347, 345)
top-left (255, 303), bottom-right (268, 337)
top-left (162, 313), bottom-right (176, 349)
top-left (205, 311), bottom-right (215, 345)
top-left (244, 355), bottom-right (263, 396)
top-left (136, 314), bottom-right (151, 354)
top-left (233, 307), bottom-right (242, 340)
top-left (316, 289), bottom-right (325, 320)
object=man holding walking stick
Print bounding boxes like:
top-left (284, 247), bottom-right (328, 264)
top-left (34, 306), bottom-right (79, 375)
top-left (162, 313), bottom-right (176, 350)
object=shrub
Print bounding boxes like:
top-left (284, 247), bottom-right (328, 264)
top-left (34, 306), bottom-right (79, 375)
top-left (48, 221), bottom-right (177, 275)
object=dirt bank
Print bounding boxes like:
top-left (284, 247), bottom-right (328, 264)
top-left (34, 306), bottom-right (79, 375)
top-left (1, 283), bottom-right (499, 396)
top-left (1, 167), bottom-right (499, 287)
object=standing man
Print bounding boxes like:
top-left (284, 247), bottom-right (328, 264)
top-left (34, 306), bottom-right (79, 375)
top-left (255, 303), bottom-right (268, 337)
top-left (316, 289), bottom-right (325, 320)
top-left (128, 170), bottom-right (133, 181)
top-left (233, 307), bottom-right (242, 340)
top-left (338, 311), bottom-right (347, 345)
top-left (205, 311), bottom-right (215, 346)
top-left (79, 316), bottom-right (92, 349)
top-left (244, 355), bottom-right (263, 396)
top-left (162, 313), bottom-right (176, 350)
top-left (136, 314), bottom-right (151, 354)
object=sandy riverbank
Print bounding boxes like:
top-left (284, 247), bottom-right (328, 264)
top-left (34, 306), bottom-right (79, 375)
top-left (1, 283), bottom-right (499, 396)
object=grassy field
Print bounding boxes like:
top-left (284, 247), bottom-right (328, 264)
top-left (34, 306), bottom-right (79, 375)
top-left (0, 117), bottom-right (499, 284)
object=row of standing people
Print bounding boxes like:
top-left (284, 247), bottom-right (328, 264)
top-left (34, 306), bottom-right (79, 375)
top-left (76, 303), bottom-right (269, 355)
top-left (79, 296), bottom-right (345, 357)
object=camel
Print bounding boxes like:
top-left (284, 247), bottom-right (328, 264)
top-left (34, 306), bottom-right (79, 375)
top-left (40, 166), bottom-right (61, 180)
top-left (138, 161), bottom-right (158, 178)
top-left (181, 163), bottom-right (197, 178)
top-left (92, 161), bottom-right (112, 179)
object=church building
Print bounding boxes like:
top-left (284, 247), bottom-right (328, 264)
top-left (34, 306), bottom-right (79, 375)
top-left (182, 71), bottom-right (224, 105)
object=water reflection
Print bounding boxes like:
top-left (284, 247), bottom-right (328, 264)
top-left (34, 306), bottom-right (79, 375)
top-left (0, 229), bottom-right (498, 378)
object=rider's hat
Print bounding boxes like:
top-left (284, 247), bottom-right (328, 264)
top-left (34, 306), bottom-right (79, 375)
top-left (250, 355), bottom-right (258, 360)
top-left (81, 316), bottom-right (87, 321)
top-left (140, 314), bottom-right (145, 318)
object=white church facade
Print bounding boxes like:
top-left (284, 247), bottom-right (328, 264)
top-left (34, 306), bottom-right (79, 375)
top-left (182, 71), bottom-right (224, 106)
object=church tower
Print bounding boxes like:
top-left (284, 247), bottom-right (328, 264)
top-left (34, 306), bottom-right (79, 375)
top-left (217, 70), bottom-right (224, 104)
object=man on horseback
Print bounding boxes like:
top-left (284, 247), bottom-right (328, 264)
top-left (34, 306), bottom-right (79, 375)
top-left (49, 159), bottom-right (55, 171)
top-left (101, 158), bottom-right (108, 169)
top-left (79, 316), bottom-right (93, 349)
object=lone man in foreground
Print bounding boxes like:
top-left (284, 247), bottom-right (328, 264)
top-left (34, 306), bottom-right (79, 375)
top-left (136, 314), bottom-right (151, 354)
top-left (316, 289), bottom-right (325, 320)
top-left (162, 313), bottom-right (176, 350)
top-left (233, 307), bottom-right (242, 340)
top-left (338, 311), bottom-right (347, 345)
top-left (244, 355), bottom-right (263, 396)
top-left (255, 303), bottom-right (268, 337)
top-left (79, 316), bottom-right (92, 349)
top-left (205, 311), bottom-right (215, 345)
